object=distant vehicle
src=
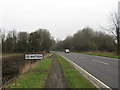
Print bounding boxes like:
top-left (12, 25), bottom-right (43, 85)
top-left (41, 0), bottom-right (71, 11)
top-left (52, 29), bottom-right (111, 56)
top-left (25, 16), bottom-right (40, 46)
top-left (65, 49), bottom-right (70, 53)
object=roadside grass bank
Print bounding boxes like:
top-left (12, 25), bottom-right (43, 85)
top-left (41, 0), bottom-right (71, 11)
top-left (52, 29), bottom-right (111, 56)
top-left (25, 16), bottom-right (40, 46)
top-left (55, 54), bottom-right (96, 88)
top-left (74, 51), bottom-right (118, 59)
top-left (7, 57), bottom-right (52, 88)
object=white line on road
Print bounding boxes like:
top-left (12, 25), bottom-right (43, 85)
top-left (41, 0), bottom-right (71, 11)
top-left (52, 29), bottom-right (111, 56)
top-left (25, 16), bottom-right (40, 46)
top-left (92, 59), bottom-right (109, 65)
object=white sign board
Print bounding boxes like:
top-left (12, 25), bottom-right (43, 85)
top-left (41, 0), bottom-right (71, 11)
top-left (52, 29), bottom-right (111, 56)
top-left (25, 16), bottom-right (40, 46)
top-left (25, 54), bottom-right (43, 60)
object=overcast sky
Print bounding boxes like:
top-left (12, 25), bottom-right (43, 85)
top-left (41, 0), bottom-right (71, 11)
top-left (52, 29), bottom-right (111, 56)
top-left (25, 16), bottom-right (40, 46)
top-left (0, 0), bottom-right (119, 40)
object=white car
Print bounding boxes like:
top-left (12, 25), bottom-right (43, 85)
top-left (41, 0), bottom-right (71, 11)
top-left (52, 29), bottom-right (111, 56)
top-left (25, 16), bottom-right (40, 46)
top-left (65, 49), bottom-right (70, 53)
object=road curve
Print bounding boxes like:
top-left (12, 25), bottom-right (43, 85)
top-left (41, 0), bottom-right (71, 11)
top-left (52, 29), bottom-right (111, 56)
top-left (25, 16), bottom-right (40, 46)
top-left (55, 51), bottom-right (118, 89)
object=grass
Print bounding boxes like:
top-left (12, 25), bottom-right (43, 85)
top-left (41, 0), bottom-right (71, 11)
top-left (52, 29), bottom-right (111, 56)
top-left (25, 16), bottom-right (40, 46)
top-left (56, 54), bottom-right (96, 88)
top-left (7, 57), bottom-right (52, 88)
top-left (74, 51), bottom-right (118, 59)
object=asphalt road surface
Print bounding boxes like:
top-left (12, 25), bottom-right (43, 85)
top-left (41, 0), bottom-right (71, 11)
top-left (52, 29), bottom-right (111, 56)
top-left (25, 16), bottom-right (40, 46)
top-left (0, 57), bottom-right (2, 88)
top-left (55, 51), bottom-right (118, 88)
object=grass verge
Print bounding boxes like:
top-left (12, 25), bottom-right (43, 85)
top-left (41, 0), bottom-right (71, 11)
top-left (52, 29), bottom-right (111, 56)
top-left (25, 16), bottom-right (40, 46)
top-left (7, 57), bottom-right (51, 88)
top-left (55, 54), bottom-right (96, 88)
top-left (74, 52), bottom-right (118, 59)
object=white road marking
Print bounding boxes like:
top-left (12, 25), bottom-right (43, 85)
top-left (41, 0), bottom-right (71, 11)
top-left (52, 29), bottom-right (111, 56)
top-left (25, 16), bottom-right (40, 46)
top-left (92, 59), bottom-right (109, 65)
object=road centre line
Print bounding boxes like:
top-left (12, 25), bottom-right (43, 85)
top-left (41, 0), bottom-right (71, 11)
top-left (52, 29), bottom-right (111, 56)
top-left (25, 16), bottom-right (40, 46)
top-left (92, 59), bottom-right (109, 65)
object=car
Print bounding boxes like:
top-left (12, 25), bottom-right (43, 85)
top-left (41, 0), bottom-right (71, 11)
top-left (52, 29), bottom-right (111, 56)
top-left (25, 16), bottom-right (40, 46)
top-left (65, 49), bottom-right (70, 53)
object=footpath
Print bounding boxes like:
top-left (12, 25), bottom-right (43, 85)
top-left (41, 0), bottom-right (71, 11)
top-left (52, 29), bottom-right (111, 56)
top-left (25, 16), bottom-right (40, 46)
top-left (44, 54), bottom-right (67, 88)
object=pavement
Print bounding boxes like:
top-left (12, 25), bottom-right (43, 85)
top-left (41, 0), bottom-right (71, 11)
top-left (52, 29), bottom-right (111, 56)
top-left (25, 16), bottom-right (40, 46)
top-left (55, 51), bottom-right (118, 89)
top-left (44, 54), bottom-right (67, 88)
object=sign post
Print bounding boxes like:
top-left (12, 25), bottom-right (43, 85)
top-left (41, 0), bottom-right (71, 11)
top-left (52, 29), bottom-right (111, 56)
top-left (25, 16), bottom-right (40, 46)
top-left (29, 60), bottom-right (32, 71)
top-left (25, 54), bottom-right (44, 71)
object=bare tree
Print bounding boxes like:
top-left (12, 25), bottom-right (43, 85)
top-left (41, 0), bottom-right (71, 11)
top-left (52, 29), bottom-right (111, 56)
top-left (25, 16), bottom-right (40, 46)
top-left (100, 12), bottom-right (120, 59)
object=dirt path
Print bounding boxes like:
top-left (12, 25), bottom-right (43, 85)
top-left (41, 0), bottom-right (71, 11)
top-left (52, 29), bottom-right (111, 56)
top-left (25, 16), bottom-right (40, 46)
top-left (44, 54), bottom-right (67, 88)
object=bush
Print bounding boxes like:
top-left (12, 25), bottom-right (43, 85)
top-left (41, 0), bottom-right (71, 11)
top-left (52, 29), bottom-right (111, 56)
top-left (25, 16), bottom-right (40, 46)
top-left (2, 55), bottom-right (36, 84)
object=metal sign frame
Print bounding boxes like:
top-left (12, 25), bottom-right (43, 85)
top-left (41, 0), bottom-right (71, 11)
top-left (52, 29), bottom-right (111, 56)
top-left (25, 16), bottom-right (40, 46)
top-left (24, 53), bottom-right (44, 71)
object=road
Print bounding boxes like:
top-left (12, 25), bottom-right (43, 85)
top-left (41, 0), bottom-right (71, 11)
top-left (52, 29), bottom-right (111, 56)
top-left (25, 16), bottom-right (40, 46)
top-left (0, 57), bottom-right (2, 88)
top-left (55, 52), bottom-right (118, 88)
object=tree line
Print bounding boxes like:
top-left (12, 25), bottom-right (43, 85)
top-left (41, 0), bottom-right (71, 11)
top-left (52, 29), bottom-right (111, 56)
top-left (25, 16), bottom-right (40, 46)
top-left (52, 27), bottom-right (116, 52)
top-left (0, 27), bottom-right (118, 54)
top-left (1, 29), bottom-right (55, 53)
